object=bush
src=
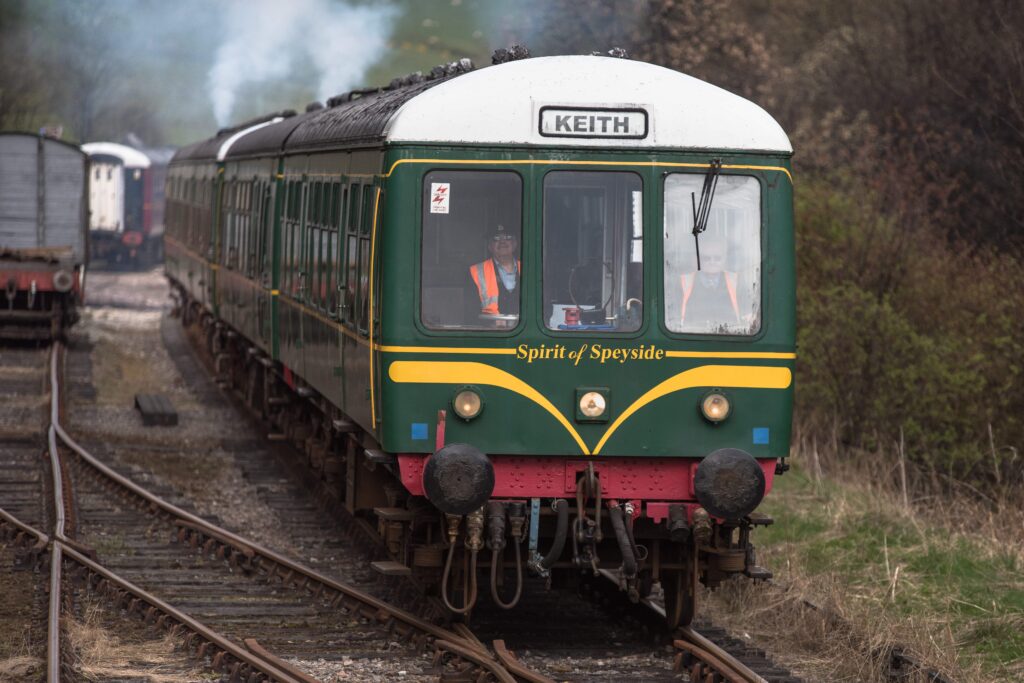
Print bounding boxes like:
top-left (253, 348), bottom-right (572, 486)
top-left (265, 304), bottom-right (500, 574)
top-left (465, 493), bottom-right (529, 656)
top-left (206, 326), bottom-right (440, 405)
top-left (795, 175), bottom-right (1024, 486)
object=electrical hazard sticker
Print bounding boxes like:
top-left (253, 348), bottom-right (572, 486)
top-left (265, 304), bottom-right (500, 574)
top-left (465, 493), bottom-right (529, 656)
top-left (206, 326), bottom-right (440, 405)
top-left (430, 182), bottom-right (450, 214)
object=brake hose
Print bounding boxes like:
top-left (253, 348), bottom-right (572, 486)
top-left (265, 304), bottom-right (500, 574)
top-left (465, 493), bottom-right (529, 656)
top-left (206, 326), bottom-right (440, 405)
top-left (538, 499), bottom-right (569, 570)
top-left (490, 542), bottom-right (523, 609)
top-left (441, 541), bottom-right (478, 614)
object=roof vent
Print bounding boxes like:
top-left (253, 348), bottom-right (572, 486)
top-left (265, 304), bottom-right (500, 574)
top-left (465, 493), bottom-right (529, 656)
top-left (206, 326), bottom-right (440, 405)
top-left (591, 47), bottom-right (630, 59)
top-left (326, 87), bottom-right (382, 108)
top-left (305, 101), bottom-right (324, 112)
top-left (388, 71), bottom-right (426, 90)
top-left (491, 45), bottom-right (530, 64)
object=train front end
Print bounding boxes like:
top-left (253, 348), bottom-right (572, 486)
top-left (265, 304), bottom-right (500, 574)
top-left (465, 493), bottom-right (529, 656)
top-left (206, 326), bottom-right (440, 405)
top-left (0, 133), bottom-right (88, 339)
top-left (377, 55), bottom-right (794, 624)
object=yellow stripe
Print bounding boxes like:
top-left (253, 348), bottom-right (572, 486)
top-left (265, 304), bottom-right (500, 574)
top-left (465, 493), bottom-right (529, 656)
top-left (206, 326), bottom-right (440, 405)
top-left (303, 172), bottom-right (376, 179)
top-left (664, 351), bottom-right (796, 360)
top-left (270, 289), bottom-right (280, 296)
top-left (378, 346), bottom-right (791, 358)
top-left (384, 158), bottom-right (793, 183)
top-left (592, 365), bottom-right (792, 455)
top-left (379, 345), bottom-right (516, 355)
top-left (277, 295), bottom-right (370, 347)
top-left (369, 187), bottom-right (381, 425)
top-left (389, 360), bottom-right (590, 454)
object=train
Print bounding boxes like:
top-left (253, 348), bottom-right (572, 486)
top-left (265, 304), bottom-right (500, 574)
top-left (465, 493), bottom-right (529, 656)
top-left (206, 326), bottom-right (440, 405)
top-left (83, 141), bottom-right (168, 268)
top-left (0, 132), bottom-right (89, 339)
top-left (165, 50), bottom-right (795, 626)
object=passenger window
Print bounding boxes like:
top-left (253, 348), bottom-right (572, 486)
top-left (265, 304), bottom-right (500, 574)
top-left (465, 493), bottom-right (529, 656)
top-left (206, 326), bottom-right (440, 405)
top-left (420, 170), bottom-right (522, 330)
top-left (663, 174), bottom-right (761, 335)
top-left (348, 183), bottom-right (361, 233)
top-left (344, 234), bottom-right (358, 323)
top-left (361, 185), bottom-right (374, 234)
top-left (358, 236), bottom-right (371, 334)
top-left (342, 183), bottom-right (361, 324)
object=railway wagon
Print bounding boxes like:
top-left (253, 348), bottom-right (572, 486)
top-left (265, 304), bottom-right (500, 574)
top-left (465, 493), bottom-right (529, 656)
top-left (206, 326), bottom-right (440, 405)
top-left (165, 52), bottom-right (795, 626)
top-left (0, 132), bottom-right (88, 339)
top-left (83, 142), bottom-right (165, 267)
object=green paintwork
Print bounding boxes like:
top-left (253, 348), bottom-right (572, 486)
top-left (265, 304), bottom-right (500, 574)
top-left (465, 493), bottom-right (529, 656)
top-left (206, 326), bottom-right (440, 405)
top-left (165, 142), bottom-right (794, 462)
top-left (377, 146), bottom-right (794, 460)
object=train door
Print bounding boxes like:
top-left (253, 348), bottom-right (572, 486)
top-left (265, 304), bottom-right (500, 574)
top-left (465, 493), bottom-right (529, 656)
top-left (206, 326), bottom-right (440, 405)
top-left (368, 182), bottom-right (383, 430)
top-left (89, 160), bottom-right (124, 233)
top-left (340, 179), bottom-right (366, 421)
top-left (256, 176), bottom-right (273, 348)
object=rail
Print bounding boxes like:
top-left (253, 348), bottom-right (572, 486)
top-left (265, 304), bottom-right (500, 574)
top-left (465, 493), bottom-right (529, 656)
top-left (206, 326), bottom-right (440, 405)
top-left (41, 341), bottom-right (529, 682)
top-left (595, 568), bottom-right (770, 682)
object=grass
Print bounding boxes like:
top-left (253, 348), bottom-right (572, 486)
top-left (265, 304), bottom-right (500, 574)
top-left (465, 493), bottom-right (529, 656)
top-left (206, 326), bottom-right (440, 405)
top-left (703, 453), bottom-right (1024, 682)
top-left (66, 601), bottom-right (212, 682)
top-left (90, 532), bottom-right (134, 558)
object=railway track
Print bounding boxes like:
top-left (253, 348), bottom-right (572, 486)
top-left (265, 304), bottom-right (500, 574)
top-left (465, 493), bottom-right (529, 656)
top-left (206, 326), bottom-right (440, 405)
top-left (47, 340), bottom-right (535, 681)
top-left (1, 327), bottom-right (796, 683)
top-left (157, 312), bottom-right (791, 683)
top-left (0, 346), bottom-right (54, 676)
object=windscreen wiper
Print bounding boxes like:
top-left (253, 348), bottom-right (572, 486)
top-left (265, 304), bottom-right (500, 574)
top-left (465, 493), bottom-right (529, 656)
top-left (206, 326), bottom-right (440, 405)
top-left (691, 158), bottom-right (722, 270)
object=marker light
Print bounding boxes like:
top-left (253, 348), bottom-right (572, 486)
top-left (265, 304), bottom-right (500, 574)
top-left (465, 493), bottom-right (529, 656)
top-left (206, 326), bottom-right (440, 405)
top-left (453, 389), bottom-right (483, 420)
top-left (579, 391), bottom-right (607, 418)
top-left (701, 392), bottom-right (731, 423)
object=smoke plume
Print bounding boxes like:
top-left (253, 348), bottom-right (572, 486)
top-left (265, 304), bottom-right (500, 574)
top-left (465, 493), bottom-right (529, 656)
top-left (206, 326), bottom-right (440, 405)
top-left (209, 0), bottom-right (395, 126)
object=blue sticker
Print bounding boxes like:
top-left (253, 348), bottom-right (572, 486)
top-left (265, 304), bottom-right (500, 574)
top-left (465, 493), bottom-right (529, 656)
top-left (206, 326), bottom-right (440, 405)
top-left (411, 423), bottom-right (428, 440)
top-left (753, 427), bottom-right (770, 445)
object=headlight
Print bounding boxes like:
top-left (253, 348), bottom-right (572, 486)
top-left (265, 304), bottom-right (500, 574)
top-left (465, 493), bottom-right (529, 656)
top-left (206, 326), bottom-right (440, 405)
top-left (452, 388), bottom-right (483, 420)
top-left (579, 391), bottom-right (607, 418)
top-left (701, 391), bottom-right (730, 423)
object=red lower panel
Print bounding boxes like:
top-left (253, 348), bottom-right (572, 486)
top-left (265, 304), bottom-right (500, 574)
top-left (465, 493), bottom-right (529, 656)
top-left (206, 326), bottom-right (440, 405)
top-left (0, 269), bottom-right (59, 291)
top-left (397, 453), bottom-right (776, 502)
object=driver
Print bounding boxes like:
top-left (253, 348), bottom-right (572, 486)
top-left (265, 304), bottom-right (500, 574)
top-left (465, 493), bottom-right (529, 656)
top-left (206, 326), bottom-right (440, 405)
top-left (467, 225), bottom-right (520, 321)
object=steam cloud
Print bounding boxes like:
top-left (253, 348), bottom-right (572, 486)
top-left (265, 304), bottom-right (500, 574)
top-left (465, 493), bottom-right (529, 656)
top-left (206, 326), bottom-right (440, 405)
top-left (209, 0), bottom-right (395, 126)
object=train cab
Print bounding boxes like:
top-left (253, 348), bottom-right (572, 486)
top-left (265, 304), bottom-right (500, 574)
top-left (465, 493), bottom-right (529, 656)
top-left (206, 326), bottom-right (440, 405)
top-left (374, 55), bottom-right (795, 623)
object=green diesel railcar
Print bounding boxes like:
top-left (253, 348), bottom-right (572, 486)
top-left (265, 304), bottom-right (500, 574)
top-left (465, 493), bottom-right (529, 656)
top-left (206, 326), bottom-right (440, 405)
top-left (165, 52), bottom-right (795, 626)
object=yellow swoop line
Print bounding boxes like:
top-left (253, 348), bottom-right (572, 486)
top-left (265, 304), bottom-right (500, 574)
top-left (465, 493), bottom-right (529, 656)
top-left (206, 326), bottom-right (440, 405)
top-left (388, 361), bottom-right (793, 455)
top-left (384, 158), bottom-right (793, 183)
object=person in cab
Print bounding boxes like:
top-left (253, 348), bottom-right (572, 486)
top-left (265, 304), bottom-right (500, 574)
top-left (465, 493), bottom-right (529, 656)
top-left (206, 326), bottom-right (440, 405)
top-left (467, 225), bottom-right (520, 325)
top-left (679, 241), bottom-right (740, 331)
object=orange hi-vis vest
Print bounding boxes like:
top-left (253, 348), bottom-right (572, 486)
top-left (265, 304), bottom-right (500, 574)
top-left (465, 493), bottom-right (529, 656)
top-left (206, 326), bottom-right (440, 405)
top-left (470, 259), bottom-right (520, 314)
top-left (680, 271), bottom-right (739, 323)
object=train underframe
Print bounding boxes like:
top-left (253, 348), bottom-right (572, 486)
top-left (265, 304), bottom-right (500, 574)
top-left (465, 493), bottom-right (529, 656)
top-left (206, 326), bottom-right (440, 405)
top-left (0, 263), bottom-right (81, 340)
top-left (173, 286), bottom-right (773, 627)
top-left (90, 230), bottom-right (164, 269)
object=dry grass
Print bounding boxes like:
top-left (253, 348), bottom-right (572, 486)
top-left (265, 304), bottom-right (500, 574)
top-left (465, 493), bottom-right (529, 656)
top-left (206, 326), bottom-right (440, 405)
top-left (0, 655), bottom-right (43, 681)
top-left (65, 602), bottom-right (210, 682)
top-left (701, 438), bottom-right (1024, 683)
top-left (0, 549), bottom-right (43, 682)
